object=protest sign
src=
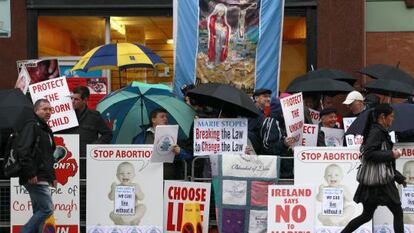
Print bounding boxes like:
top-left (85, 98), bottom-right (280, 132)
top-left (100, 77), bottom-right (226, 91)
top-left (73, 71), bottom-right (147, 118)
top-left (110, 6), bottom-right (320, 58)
top-left (14, 66), bottom-right (31, 94)
top-left (66, 77), bottom-right (107, 110)
top-left (86, 144), bottom-right (163, 231)
top-left (302, 124), bottom-right (318, 146)
top-left (295, 146), bottom-right (371, 233)
top-left (267, 186), bottom-right (315, 233)
top-left (343, 117), bottom-right (356, 132)
top-left (11, 134), bottom-right (80, 233)
top-left (321, 127), bottom-right (344, 147)
top-left (193, 118), bottom-right (247, 156)
top-left (372, 143), bottom-right (414, 231)
top-left (17, 59), bottom-right (60, 84)
top-left (164, 181), bottom-right (211, 233)
top-left (309, 108), bottom-right (320, 124)
top-left (281, 92), bottom-right (304, 146)
top-left (152, 125), bottom-right (179, 163)
top-left (29, 77), bottom-right (79, 132)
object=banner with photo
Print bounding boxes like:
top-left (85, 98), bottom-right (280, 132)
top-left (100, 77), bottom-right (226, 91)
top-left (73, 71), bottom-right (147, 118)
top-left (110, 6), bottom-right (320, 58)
top-left (294, 146), bottom-right (372, 233)
top-left (86, 144), bottom-right (163, 231)
top-left (211, 154), bottom-right (279, 233)
top-left (10, 134), bottom-right (80, 233)
top-left (66, 77), bottom-right (107, 110)
top-left (16, 59), bottom-right (61, 94)
top-left (173, 0), bottom-right (284, 98)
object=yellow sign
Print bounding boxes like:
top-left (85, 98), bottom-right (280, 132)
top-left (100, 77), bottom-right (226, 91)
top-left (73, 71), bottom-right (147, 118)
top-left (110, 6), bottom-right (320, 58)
top-left (181, 203), bottom-right (203, 233)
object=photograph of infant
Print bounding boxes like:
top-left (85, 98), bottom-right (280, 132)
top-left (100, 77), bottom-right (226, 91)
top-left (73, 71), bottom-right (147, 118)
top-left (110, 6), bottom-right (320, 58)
top-left (402, 160), bottom-right (414, 224)
top-left (108, 162), bottom-right (146, 225)
top-left (316, 164), bottom-right (355, 226)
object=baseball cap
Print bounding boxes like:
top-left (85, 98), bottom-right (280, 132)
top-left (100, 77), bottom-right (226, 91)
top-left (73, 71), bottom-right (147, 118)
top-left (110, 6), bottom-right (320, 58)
top-left (343, 91), bottom-right (364, 105)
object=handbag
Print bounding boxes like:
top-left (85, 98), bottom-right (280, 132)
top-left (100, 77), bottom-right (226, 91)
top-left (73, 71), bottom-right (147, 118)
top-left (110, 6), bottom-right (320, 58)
top-left (356, 145), bottom-right (395, 186)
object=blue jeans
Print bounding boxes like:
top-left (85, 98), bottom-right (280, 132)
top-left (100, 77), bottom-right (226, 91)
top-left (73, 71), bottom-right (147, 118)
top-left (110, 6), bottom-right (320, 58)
top-left (20, 184), bottom-right (53, 233)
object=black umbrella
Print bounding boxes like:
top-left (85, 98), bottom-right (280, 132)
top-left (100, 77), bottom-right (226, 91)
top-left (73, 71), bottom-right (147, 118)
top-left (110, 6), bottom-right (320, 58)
top-left (345, 103), bottom-right (414, 136)
top-left (298, 69), bottom-right (357, 84)
top-left (187, 83), bottom-right (259, 118)
top-left (286, 78), bottom-right (354, 93)
top-left (360, 64), bottom-right (414, 87)
top-left (364, 78), bottom-right (413, 98)
top-left (0, 89), bottom-right (34, 130)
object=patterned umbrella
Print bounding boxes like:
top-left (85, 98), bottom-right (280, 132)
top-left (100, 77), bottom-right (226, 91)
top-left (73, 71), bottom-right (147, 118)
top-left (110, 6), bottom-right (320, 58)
top-left (72, 43), bottom-right (166, 72)
top-left (97, 82), bottom-right (195, 144)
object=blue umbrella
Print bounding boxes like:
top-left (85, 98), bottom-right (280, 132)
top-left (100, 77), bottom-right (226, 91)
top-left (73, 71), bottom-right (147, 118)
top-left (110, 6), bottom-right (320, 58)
top-left (97, 82), bottom-right (195, 144)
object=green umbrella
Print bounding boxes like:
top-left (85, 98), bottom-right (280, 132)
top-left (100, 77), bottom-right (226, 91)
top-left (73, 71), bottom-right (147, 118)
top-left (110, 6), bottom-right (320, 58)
top-left (97, 81), bottom-right (195, 144)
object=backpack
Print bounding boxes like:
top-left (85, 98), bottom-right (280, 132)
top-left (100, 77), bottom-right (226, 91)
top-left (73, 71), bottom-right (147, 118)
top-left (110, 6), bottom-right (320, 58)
top-left (2, 129), bottom-right (40, 178)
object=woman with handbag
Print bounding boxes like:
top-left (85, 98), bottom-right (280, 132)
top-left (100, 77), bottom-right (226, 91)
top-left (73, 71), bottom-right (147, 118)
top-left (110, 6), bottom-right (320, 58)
top-left (342, 103), bottom-right (407, 233)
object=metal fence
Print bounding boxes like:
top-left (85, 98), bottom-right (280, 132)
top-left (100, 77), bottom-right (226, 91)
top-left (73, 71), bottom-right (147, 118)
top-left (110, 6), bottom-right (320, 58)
top-left (0, 156), bottom-right (293, 232)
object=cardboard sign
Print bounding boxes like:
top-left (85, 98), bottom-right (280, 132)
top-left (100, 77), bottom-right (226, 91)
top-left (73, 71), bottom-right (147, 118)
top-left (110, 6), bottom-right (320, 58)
top-left (342, 117), bottom-right (356, 132)
top-left (66, 77), bottom-right (107, 110)
top-left (164, 181), bottom-right (211, 233)
top-left (29, 77), bottom-right (79, 132)
top-left (152, 125), bottom-right (179, 163)
top-left (11, 134), bottom-right (80, 233)
top-left (321, 127), bottom-right (344, 147)
top-left (302, 124), bottom-right (318, 147)
top-left (86, 144), bottom-right (163, 230)
top-left (309, 108), bottom-right (320, 124)
top-left (267, 186), bottom-right (315, 233)
top-left (281, 92), bottom-right (304, 147)
top-left (193, 118), bottom-right (247, 156)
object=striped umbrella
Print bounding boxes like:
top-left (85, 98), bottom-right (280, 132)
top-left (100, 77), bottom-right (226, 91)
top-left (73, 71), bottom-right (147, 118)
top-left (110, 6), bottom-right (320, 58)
top-left (72, 43), bottom-right (166, 72)
top-left (97, 81), bottom-right (195, 144)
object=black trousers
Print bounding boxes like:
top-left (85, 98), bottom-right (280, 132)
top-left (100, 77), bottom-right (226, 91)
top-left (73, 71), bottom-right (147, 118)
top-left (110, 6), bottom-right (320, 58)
top-left (341, 201), bottom-right (404, 233)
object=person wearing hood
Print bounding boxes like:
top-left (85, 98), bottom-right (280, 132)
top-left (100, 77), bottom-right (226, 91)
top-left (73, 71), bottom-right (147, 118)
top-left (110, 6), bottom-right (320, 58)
top-left (260, 97), bottom-right (295, 178)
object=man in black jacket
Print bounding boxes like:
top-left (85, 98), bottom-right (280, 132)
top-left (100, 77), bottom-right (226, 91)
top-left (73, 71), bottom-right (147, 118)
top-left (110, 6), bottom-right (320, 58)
top-left (19, 99), bottom-right (57, 233)
top-left (60, 86), bottom-right (112, 158)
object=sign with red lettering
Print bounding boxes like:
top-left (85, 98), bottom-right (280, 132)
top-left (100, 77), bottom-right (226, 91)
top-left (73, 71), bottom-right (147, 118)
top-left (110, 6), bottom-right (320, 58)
top-left (193, 118), bottom-right (248, 156)
top-left (267, 185), bottom-right (315, 233)
top-left (302, 124), bottom-right (318, 147)
top-left (294, 147), bottom-right (372, 233)
top-left (86, 144), bottom-right (163, 230)
top-left (281, 92), bottom-right (304, 147)
top-left (309, 108), bottom-right (320, 124)
top-left (29, 76), bottom-right (79, 132)
top-left (11, 134), bottom-right (80, 233)
top-left (373, 143), bottom-right (414, 230)
top-left (164, 181), bottom-right (211, 233)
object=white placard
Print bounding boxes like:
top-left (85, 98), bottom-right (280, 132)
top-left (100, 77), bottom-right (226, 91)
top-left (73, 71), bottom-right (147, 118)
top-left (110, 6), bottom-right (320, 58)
top-left (114, 186), bottom-right (136, 215)
top-left (152, 125), bottom-right (178, 163)
top-left (281, 92), bottom-right (304, 147)
top-left (164, 181), bottom-right (211, 233)
top-left (10, 134), bottom-right (80, 233)
top-left (193, 118), bottom-right (247, 156)
top-left (309, 108), bottom-right (320, 124)
top-left (87, 144), bottom-right (163, 230)
top-left (29, 76), bottom-right (79, 132)
top-left (267, 185), bottom-right (315, 233)
top-left (343, 117), bottom-right (356, 132)
top-left (345, 134), bottom-right (363, 148)
top-left (295, 146), bottom-right (371, 232)
top-left (302, 124), bottom-right (318, 146)
top-left (15, 66), bottom-right (31, 94)
top-left (322, 188), bottom-right (344, 216)
top-left (401, 186), bottom-right (414, 214)
top-left (321, 127), bottom-right (344, 147)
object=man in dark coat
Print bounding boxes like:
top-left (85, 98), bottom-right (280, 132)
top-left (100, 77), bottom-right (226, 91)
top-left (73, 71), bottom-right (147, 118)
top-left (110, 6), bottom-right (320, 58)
top-left (18, 99), bottom-right (57, 233)
top-left (59, 86), bottom-right (112, 158)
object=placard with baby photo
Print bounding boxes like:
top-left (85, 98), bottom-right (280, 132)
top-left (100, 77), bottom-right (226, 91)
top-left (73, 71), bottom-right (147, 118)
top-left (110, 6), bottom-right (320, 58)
top-left (86, 144), bottom-right (163, 231)
top-left (294, 146), bottom-right (372, 233)
top-left (372, 143), bottom-right (414, 233)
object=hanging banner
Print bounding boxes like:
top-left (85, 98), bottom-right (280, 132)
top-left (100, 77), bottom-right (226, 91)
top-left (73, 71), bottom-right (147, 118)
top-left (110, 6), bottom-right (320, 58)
top-left (173, 0), bottom-right (284, 98)
top-left (29, 76), bottom-right (79, 132)
top-left (281, 92), bottom-right (304, 147)
top-left (86, 144), bottom-right (163, 231)
top-left (294, 146), bottom-right (372, 233)
top-left (267, 186), bottom-right (315, 233)
top-left (164, 181), bottom-right (211, 233)
top-left (193, 118), bottom-right (248, 156)
top-left (11, 134), bottom-right (80, 233)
